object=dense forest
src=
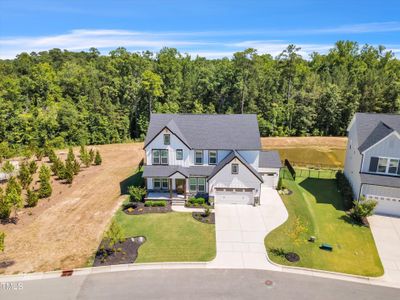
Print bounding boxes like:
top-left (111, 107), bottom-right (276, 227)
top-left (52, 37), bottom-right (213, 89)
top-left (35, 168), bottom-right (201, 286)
top-left (0, 41), bottom-right (399, 155)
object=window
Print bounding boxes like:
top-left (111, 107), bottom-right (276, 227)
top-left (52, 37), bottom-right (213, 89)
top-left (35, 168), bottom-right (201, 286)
top-left (152, 150), bottom-right (160, 164)
top-left (377, 158), bottom-right (388, 173)
top-left (189, 178), bottom-right (206, 192)
top-left (176, 149), bottom-right (183, 160)
top-left (209, 150), bottom-right (217, 165)
top-left (231, 163), bottom-right (239, 174)
top-left (195, 150), bottom-right (203, 165)
top-left (198, 178), bottom-right (206, 192)
top-left (152, 149), bottom-right (168, 165)
top-left (389, 159), bottom-right (399, 174)
top-left (189, 178), bottom-right (197, 192)
top-left (153, 178), bottom-right (168, 190)
top-left (160, 150), bottom-right (168, 164)
top-left (163, 134), bottom-right (170, 145)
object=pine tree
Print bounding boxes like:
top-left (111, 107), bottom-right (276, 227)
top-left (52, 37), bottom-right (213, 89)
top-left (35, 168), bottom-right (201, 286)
top-left (48, 149), bottom-right (58, 163)
top-left (94, 150), bottom-right (102, 165)
top-left (89, 148), bottom-right (95, 163)
top-left (5, 177), bottom-right (23, 219)
top-left (26, 188), bottom-right (39, 207)
top-left (38, 165), bottom-right (52, 199)
top-left (67, 147), bottom-right (75, 162)
top-left (65, 157), bottom-right (75, 184)
top-left (0, 187), bottom-right (11, 220)
top-left (28, 160), bottom-right (38, 175)
top-left (79, 145), bottom-right (86, 158)
top-left (73, 159), bottom-right (80, 175)
top-left (18, 162), bottom-right (33, 189)
top-left (0, 231), bottom-right (4, 252)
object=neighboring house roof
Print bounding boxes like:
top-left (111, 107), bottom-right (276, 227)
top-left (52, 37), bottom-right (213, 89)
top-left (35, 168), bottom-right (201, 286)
top-left (259, 151), bottom-right (282, 168)
top-left (360, 173), bottom-right (400, 189)
top-left (143, 165), bottom-right (214, 178)
top-left (207, 150), bottom-right (263, 182)
top-left (144, 114), bottom-right (261, 150)
top-left (353, 113), bottom-right (400, 152)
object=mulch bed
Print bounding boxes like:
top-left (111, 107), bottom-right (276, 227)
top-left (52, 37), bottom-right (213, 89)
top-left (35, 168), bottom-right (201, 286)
top-left (93, 236), bottom-right (146, 267)
top-left (285, 252), bottom-right (300, 262)
top-left (192, 212), bottom-right (215, 224)
top-left (123, 202), bottom-right (172, 215)
top-left (185, 204), bottom-right (214, 209)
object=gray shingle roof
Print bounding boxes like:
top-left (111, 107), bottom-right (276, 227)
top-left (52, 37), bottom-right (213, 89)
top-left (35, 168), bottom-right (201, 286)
top-left (144, 114), bottom-right (261, 150)
top-left (354, 113), bottom-right (400, 152)
top-left (360, 173), bottom-right (400, 189)
top-left (259, 151), bottom-right (282, 168)
top-left (207, 150), bottom-right (263, 182)
top-left (143, 165), bottom-right (214, 178)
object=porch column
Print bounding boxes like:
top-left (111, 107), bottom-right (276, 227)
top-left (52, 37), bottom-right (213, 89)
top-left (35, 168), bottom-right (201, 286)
top-left (169, 178), bottom-right (173, 199)
top-left (184, 178), bottom-right (188, 199)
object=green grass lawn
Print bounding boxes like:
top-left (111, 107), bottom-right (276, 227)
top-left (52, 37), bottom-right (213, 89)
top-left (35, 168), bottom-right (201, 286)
top-left (265, 177), bottom-right (383, 277)
top-left (114, 210), bottom-right (216, 263)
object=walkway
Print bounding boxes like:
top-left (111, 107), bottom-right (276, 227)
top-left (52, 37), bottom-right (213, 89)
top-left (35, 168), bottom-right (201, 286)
top-left (208, 187), bottom-right (288, 269)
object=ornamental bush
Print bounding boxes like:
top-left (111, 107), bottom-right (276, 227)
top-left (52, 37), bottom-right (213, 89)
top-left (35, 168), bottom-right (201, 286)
top-left (335, 171), bottom-right (354, 210)
top-left (188, 197), bottom-right (205, 205)
top-left (26, 189), bottom-right (39, 207)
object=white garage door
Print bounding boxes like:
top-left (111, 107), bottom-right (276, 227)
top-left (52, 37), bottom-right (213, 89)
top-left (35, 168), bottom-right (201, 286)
top-left (367, 195), bottom-right (400, 217)
top-left (215, 189), bottom-right (254, 205)
top-left (261, 173), bottom-right (277, 188)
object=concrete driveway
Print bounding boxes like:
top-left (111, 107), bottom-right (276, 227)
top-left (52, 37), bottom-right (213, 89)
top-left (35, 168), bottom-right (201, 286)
top-left (209, 187), bottom-right (288, 269)
top-left (369, 215), bottom-right (400, 284)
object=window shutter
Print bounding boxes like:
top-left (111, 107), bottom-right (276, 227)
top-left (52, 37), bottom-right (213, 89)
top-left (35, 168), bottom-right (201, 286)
top-left (398, 161), bottom-right (400, 175)
top-left (368, 157), bottom-right (379, 172)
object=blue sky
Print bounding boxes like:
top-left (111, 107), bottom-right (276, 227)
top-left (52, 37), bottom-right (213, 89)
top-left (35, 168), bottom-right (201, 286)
top-left (1, 0), bottom-right (400, 59)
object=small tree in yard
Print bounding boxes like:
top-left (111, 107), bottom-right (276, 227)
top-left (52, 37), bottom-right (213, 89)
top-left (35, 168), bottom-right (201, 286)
top-left (349, 197), bottom-right (377, 223)
top-left (67, 147), bottom-right (75, 162)
top-left (73, 159), bottom-right (80, 175)
top-left (0, 187), bottom-right (12, 220)
top-left (35, 148), bottom-right (44, 161)
top-left (0, 231), bottom-right (4, 252)
top-left (48, 149), bottom-right (58, 163)
top-left (79, 145), bottom-right (86, 158)
top-left (89, 148), bottom-right (95, 163)
top-left (5, 177), bottom-right (23, 219)
top-left (81, 151), bottom-right (91, 167)
top-left (105, 220), bottom-right (125, 250)
top-left (18, 162), bottom-right (33, 189)
top-left (26, 188), bottom-right (39, 207)
top-left (94, 150), bottom-right (102, 165)
top-left (1, 161), bottom-right (15, 178)
top-left (65, 162), bottom-right (74, 184)
top-left (38, 165), bottom-right (52, 199)
top-left (203, 205), bottom-right (211, 217)
top-left (28, 160), bottom-right (38, 175)
top-left (128, 186), bottom-right (146, 202)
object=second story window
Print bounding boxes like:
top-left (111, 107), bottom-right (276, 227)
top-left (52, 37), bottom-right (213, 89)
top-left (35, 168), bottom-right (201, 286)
top-left (176, 149), bottom-right (183, 160)
top-left (231, 163), bottom-right (239, 174)
top-left (153, 149), bottom-right (168, 165)
top-left (377, 158), bottom-right (388, 173)
top-left (164, 134), bottom-right (170, 145)
top-left (389, 159), bottom-right (399, 174)
top-left (370, 156), bottom-right (400, 175)
top-left (209, 150), bottom-right (217, 165)
top-left (195, 150), bottom-right (203, 165)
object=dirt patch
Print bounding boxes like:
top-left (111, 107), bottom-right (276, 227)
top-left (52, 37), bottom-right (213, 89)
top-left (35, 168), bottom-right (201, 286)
top-left (0, 142), bottom-right (144, 274)
top-left (123, 202), bottom-right (172, 215)
top-left (192, 212), bottom-right (215, 224)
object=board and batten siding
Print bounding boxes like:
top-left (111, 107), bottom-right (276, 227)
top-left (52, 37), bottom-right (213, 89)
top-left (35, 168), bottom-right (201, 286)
top-left (258, 167), bottom-right (280, 188)
top-left (208, 157), bottom-right (261, 198)
top-left (361, 133), bottom-right (400, 173)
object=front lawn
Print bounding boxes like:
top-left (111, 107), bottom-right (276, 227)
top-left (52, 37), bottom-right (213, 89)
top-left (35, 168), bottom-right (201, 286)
top-left (114, 210), bottom-right (216, 262)
top-left (265, 177), bottom-right (383, 277)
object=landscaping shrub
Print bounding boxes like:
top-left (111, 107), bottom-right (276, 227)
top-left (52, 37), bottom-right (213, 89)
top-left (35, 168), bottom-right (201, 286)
top-left (203, 205), bottom-right (211, 217)
top-left (144, 200), bottom-right (166, 207)
top-left (188, 197), bottom-right (205, 205)
top-left (38, 165), bottom-right (52, 199)
top-left (335, 171), bottom-right (354, 210)
top-left (94, 150), bottom-right (102, 165)
top-left (128, 186), bottom-right (146, 202)
top-left (18, 162), bottom-right (33, 189)
top-left (349, 197), bottom-right (377, 224)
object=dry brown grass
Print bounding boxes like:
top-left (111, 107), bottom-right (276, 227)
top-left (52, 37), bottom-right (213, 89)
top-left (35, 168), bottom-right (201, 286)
top-left (0, 142), bottom-right (144, 274)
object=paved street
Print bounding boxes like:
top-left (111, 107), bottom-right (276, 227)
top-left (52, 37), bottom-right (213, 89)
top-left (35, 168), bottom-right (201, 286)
top-left (369, 215), bottom-right (400, 284)
top-left (1, 269), bottom-right (398, 300)
top-left (209, 187), bottom-right (288, 269)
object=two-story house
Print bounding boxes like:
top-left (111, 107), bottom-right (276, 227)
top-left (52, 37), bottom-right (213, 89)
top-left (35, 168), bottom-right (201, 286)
top-left (142, 114), bottom-right (282, 205)
top-left (344, 113), bottom-right (400, 216)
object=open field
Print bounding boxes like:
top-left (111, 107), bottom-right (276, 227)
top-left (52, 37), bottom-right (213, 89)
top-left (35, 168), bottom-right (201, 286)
top-left (114, 211), bottom-right (216, 262)
top-left (261, 137), bottom-right (347, 168)
top-left (265, 176), bottom-right (383, 277)
top-left (0, 142), bottom-right (144, 274)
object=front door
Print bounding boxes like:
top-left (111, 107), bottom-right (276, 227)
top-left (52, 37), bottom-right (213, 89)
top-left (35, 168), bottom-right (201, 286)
top-left (176, 179), bottom-right (185, 194)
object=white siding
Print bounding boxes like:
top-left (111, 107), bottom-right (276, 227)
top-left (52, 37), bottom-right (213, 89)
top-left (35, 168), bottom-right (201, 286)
top-left (145, 128), bottom-right (190, 166)
top-left (258, 167), bottom-right (280, 188)
top-left (208, 157), bottom-right (261, 197)
top-left (344, 118), bottom-right (362, 199)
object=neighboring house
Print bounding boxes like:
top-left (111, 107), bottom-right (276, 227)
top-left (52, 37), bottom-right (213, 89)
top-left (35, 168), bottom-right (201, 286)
top-left (344, 113), bottom-right (400, 216)
top-left (142, 114), bottom-right (282, 205)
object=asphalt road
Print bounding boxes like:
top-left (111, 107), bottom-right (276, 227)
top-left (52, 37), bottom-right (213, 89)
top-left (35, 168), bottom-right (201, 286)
top-left (1, 269), bottom-right (399, 300)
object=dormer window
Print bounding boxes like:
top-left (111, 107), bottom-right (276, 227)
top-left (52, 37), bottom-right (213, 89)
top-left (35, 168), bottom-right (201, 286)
top-left (164, 134), bottom-right (170, 145)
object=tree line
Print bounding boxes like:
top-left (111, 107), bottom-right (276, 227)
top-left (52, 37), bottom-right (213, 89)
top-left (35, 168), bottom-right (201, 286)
top-left (0, 41), bottom-right (399, 156)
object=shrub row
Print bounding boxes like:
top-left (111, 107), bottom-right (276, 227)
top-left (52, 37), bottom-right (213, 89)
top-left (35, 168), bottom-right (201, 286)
top-left (335, 171), bottom-right (354, 210)
top-left (144, 200), bottom-right (167, 207)
top-left (188, 197), bottom-right (205, 205)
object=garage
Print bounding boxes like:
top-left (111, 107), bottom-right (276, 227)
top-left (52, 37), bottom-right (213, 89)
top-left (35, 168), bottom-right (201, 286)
top-left (261, 172), bottom-right (278, 188)
top-left (214, 188), bottom-right (254, 205)
top-left (366, 195), bottom-right (400, 216)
